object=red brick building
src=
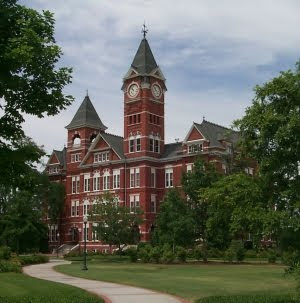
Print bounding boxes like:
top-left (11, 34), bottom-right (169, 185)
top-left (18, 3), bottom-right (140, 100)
top-left (46, 36), bottom-right (242, 252)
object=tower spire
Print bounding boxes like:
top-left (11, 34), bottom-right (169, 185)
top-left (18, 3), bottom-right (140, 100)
top-left (141, 22), bottom-right (148, 39)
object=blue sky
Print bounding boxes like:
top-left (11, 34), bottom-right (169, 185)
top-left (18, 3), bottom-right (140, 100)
top-left (21, 0), bottom-right (300, 158)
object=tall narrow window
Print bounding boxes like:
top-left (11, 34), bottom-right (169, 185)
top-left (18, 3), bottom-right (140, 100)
top-left (103, 171), bottom-right (110, 190)
top-left (136, 137), bottom-right (141, 152)
top-left (71, 200), bottom-right (76, 217)
top-left (83, 200), bottom-right (90, 216)
top-left (135, 168), bottom-right (140, 187)
top-left (130, 194), bottom-right (140, 213)
top-left (72, 176), bottom-right (80, 194)
top-left (76, 200), bottom-right (80, 216)
top-left (113, 169), bottom-right (120, 189)
top-left (130, 168), bottom-right (135, 188)
top-left (151, 194), bottom-right (156, 213)
top-left (93, 173), bottom-right (100, 191)
top-left (165, 168), bottom-right (174, 188)
top-left (84, 174), bottom-right (90, 192)
top-left (154, 139), bottom-right (159, 153)
top-left (83, 223), bottom-right (89, 241)
top-left (149, 137), bottom-right (154, 152)
top-left (129, 137), bottom-right (135, 153)
top-left (150, 168), bottom-right (156, 187)
top-left (186, 164), bottom-right (193, 173)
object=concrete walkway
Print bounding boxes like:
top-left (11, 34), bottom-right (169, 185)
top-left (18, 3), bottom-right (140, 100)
top-left (23, 260), bottom-right (186, 303)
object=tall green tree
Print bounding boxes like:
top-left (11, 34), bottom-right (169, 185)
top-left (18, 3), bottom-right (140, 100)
top-left (90, 194), bottom-right (142, 253)
top-left (0, 0), bottom-right (73, 146)
top-left (153, 189), bottom-right (195, 251)
top-left (234, 62), bottom-right (300, 218)
top-left (182, 159), bottom-right (221, 243)
top-left (202, 173), bottom-right (266, 248)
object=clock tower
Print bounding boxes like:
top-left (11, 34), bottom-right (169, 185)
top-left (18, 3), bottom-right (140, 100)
top-left (122, 32), bottom-right (167, 159)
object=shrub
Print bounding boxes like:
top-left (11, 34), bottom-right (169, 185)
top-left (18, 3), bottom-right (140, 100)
top-left (224, 248), bottom-right (235, 263)
top-left (138, 248), bottom-right (150, 263)
top-left (0, 246), bottom-right (11, 260)
top-left (149, 246), bottom-right (161, 263)
top-left (196, 294), bottom-right (296, 303)
top-left (161, 248), bottom-right (175, 264)
top-left (244, 249), bottom-right (258, 258)
top-left (268, 251), bottom-right (277, 264)
top-left (282, 250), bottom-right (300, 267)
top-left (0, 260), bottom-right (21, 273)
top-left (194, 247), bottom-right (202, 261)
top-left (18, 254), bottom-right (49, 265)
top-left (176, 246), bottom-right (187, 262)
top-left (207, 247), bottom-right (224, 259)
top-left (126, 248), bottom-right (138, 262)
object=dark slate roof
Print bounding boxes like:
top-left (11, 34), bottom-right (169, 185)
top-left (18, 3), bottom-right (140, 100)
top-left (65, 96), bottom-right (107, 130)
top-left (131, 38), bottom-right (158, 74)
top-left (194, 120), bottom-right (239, 148)
top-left (52, 148), bottom-right (66, 169)
top-left (101, 133), bottom-right (125, 159)
top-left (161, 142), bottom-right (182, 159)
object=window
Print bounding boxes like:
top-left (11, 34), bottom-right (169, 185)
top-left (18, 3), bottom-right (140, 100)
top-left (130, 168), bottom-right (140, 188)
top-left (154, 139), bottom-right (159, 153)
top-left (49, 166), bottom-right (59, 174)
top-left (113, 169), bottom-right (120, 189)
top-left (150, 168), bottom-right (156, 187)
top-left (71, 153), bottom-right (81, 163)
top-left (188, 143), bottom-right (203, 153)
top-left (94, 151), bottom-right (109, 163)
top-left (92, 223), bottom-right (99, 241)
top-left (128, 114), bottom-right (141, 125)
top-left (186, 164), bottom-right (193, 173)
top-left (130, 194), bottom-right (140, 213)
top-left (129, 138), bottom-right (135, 153)
top-left (103, 171), bottom-right (110, 190)
top-left (83, 223), bottom-right (89, 241)
top-left (135, 168), bottom-right (140, 187)
top-left (151, 194), bottom-right (156, 213)
top-left (83, 200), bottom-right (90, 216)
top-left (84, 174), bottom-right (90, 192)
top-left (165, 168), bottom-right (173, 188)
top-left (72, 176), bottom-right (80, 194)
top-left (136, 137), bottom-right (141, 152)
top-left (149, 137), bottom-right (154, 152)
top-left (71, 200), bottom-right (79, 217)
top-left (245, 167), bottom-right (254, 175)
top-left (222, 164), bottom-right (227, 174)
top-left (93, 173), bottom-right (100, 191)
top-left (49, 225), bottom-right (58, 242)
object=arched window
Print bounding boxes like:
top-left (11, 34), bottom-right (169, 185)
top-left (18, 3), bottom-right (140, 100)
top-left (73, 134), bottom-right (81, 147)
top-left (83, 199), bottom-right (90, 216)
top-left (103, 170), bottom-right (110, 190)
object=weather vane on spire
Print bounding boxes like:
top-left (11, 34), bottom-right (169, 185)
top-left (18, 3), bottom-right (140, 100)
top-left (142, 22), bottom-right (148, 39)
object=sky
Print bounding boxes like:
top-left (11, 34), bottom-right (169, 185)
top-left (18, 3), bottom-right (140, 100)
top-left (21, 0), bottom-right (300, 157)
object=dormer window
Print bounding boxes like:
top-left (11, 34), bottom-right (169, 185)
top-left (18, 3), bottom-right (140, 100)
top-left (48, 166), bottom-right (59, 174)
top-left (94, 151), bottom-right (109, 163)
top-left (188, 143), bottom-right (203, 153)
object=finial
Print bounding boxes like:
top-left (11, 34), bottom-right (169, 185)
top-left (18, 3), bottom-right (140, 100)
top-left (142, 21), bottom-right (148, 39)
top-left (203, 115), bottom-right (205, 121)
top-left (86, 89), bottom-right (89, 97)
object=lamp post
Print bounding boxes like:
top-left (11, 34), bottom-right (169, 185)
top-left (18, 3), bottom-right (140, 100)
top-left (82, 215), bottom-right (88, 270)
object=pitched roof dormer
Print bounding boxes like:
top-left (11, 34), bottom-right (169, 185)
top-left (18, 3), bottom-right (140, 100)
top-left (65, 95), bottom-right (107, 131)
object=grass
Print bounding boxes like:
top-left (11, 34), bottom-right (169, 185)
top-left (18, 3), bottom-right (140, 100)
top-left (0, 272), bottom-right (103, 302)
top-left (56, 259), bottom-right (296, 302)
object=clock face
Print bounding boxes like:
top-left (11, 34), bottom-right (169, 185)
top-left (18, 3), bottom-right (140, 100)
top-left (151, 83), bottom-right (162, 98)
top-left (128, 83), bottom-right (139, 98)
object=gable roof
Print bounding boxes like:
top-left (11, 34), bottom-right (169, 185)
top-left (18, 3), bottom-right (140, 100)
top-left (161, 142), bottom-right (182, 159)
top-left (130, 38), bottom-right (158, 75)
top-left (47, 148), bottom-right (66, 169)
top-left (101, 133), bottom-right (124, 159)
top-left (194, 120), bottom-right (239, 148)
top-left (65, 95), bottom-right (107, 130)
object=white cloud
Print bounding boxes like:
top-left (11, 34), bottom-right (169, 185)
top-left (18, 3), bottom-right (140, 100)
top-left (19, 0), bottom-right (300, 153)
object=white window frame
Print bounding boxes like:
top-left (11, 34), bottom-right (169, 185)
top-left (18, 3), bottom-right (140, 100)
top-left (113, 169), bottom-right (120, 189)
top-left (135, 168), bottom-right (140, 187)
top-left (150, 168), bottom-right (156, 187)
top-left (149, 136), bottom-right (154, 152)
top-left (130, 194), bottom-right (140, 213)
top-left (71, 153), bottom-right (81, 163)
top-left (150, 194), bottom-right (156, 213)
top-left (103, 170), bottom-right (110, 190)
top-left (84, 174), bottom-right (91, 192)
top-left (83, 223), bottom-right (89, 241)
top-left (83, 200), bottom-right (90, 216)
top-left (129, 136), bottom-right (135, 153)
top-left (165, 167), bottom-right (174, 188)
top-left (136, 136), bottom-right (141, 152)
top-left (72, 176), bottom-right (80, 194)
top-left (186, 164), bottom-right (193, 173)
top-left (130, 168), bottom-right (135, 188)
top-left (93, 172), bottom-right (100, 191)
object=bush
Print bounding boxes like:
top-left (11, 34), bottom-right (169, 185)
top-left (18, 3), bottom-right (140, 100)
top-left (161, 248), bottom-right (175, 264)
top-left (244, 249), bottom-right (258, 258)
top-left (149, 246), bottom-right (161, 263)
top-left (0, 260), bottom-right (21, 273)
top-left (224, 248), bottom-right (235, 263)
top-left (176, 246), bottom-right (187, 262)
top-left (18, 254), bottom-right (49, 265)
top-left (194, 247), bottom-right (203, 261)
top-left (207, 247), bottom-right (224, 259)
top-left (268, 251), bottom-right (277, 264)
top-left (0, 246), bottom-right (11, 260)
top-left (282, 250), bottom-right (300, 267)
top-left (138, 248), bottom-right (150, 263)
top-left (126, 248), bottom-right (138, 262)
top-left (196, 294), bottom-right (296, 303)
top-left (0, 295), bottom-right (103, 303)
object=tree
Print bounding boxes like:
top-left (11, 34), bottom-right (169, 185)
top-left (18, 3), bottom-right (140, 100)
top-left (0, 0), bottom-right (73, 146)
top-left (153, 189), bottom-right (195, 251)
top-left (90, 193), bottom-right (142, 253)
top-left (202, 173), bottom-right (266, 248)
top-left (182, 159), bottom-right (221, 243)
top-left (234, 62), bottom-right (300, 219)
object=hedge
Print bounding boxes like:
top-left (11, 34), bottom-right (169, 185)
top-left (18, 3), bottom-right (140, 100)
top-left (18, 255), bottom-right (49, 266)
top-left (196, 295), bottom-right (296, 303)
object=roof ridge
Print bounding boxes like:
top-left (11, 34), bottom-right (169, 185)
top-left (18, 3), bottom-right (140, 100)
top-left (165, 141), bottom-right (182, 145)
top-left (103, 132), bottom-right (124, 139)
top-left (200, 120), bottom-right (238, 133)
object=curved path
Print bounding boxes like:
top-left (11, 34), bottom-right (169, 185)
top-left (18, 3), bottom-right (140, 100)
top-left (23, 260), bottom-right (186, 303)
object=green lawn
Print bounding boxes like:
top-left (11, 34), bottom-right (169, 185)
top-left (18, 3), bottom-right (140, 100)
top-left (0, 272), bottom-right (103, 302)
top-left (56, 260), bottom-right (296, 302)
